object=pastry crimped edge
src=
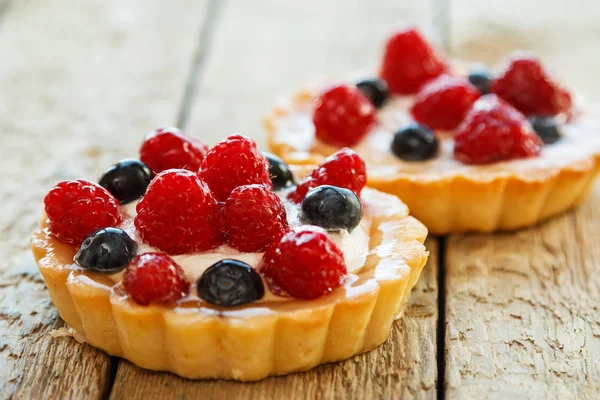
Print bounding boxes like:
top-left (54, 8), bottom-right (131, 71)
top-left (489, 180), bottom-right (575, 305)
top-left (265, 92), bottom-right (600, 235)
top-left (30, 187), bottom-right (428, 381)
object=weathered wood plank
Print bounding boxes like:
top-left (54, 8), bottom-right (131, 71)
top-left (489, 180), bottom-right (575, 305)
top-left (0, 0), bottom-right (210, 398)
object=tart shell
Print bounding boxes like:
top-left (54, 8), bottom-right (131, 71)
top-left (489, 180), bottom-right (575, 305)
top-left (31, 187), bottom-right (428, 381)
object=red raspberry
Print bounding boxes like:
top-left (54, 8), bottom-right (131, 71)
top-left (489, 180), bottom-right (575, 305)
top-left (411, 75), bottom-right (480, 130)
top-left (44, 180), bottom-right (121, 245)
top-left (123, 252), bottom-right (190, 305)
top-left (140, 127), bottom-right (208, 173)
top-left (491, 53), bottom-right (572, 116)
top-left (380, 27), bottom-right (449, 94)
top-left (261, 226), bottom-right (347, 299)
top-left (224, 184), bottom-right (289, 252)
top-left (199, 134), bottom-right (272, 201)
top-left (454, 94), bottom-right (542, 165)
top-left (313, 85), bottom-right (376, 147)
top-left (288, 148), bottom-right (366, 203)
top-left (135, 169), bottom-right (223, 254)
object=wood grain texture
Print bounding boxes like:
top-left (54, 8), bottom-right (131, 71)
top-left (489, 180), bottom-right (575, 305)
top-left (0, 0), bottom-right (209, 398)
top-left (109, 238), bottom-right (438, 400)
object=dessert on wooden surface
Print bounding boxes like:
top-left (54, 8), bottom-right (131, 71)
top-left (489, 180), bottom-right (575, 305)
top-left (266, 28), bottom-right (600, 234)
top-left (30, 129), bottom-right (428, 381)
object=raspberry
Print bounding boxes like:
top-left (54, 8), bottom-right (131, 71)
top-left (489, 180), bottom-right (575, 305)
top-left (135, 169), bottom-right (223, 254)
top-left (380, 27), bottom-right (448, 94)
top-left (288, 148), bottom-right (366, 203)
top-left (44, 180), bottom-right (121, 245)
top-left (454, 95), bottom-right (542, 165)
top-left (261, 226), bottom-right (347, 299)
top-left (140, 127), bottom-right (208, 173)
top-left (411, 75), bottom-right (481, 130)
top-left (491, 53), bottom-right (572, 116)
top-left (224, 184), bottom-right (289, 252)
top-left (123, 252), bottom-right (190, 305)
top-left (313, 85), bottom-right (376, 147)
top-left (199, 134), bottom-right (272, 201)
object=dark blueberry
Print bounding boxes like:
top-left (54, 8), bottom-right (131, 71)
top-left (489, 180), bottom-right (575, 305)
top-left (529, 115), bottom-right (562, 145)
top-left (356, 78), bottom-right (389, 108)
top-left (75, 228), bottom-right (137, 274)
top-left (197, 259), bottom-right (264, 307)
top-left (299, 185), bottom-right (362, 232)
top-left (99, 159), bottom-right (154, 204)
top-left (263, 152), bottom-right (295, 190)
top-left (391, 123), bottom-right (438, 161)
top-left (468, 66), bottom-right (494, 95)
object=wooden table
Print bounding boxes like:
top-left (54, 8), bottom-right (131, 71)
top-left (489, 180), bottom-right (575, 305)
top-left (1, 0), bottom-right (599, 399)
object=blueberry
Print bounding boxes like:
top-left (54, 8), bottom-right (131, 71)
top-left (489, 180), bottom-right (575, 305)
top-left (299, 185), bottom-right (362, 232)
top-left (468, 66), bottom-right (494, 95)
top-left (529, 115), bottom-right (562, 145)
top-left (356, 78), bottom-right (389, 108)
top-left (75, 228), bottom-right (137, 274)
top-left (197, 259), bottom-right (265, 307)
top-left (391, 123), bottom-right (438, 161)
top-left (99, 159), bottom-right (154, 204)
top-left (263, 152), bottom-right (295, 190)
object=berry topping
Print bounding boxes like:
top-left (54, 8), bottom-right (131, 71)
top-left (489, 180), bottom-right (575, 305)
top-left (44, 180), bottom-right (121, 245)
top-left (300, 185), bottom-right (362, 232)
top-left (99, 159), bottom-right (154, 204)
top-left (261, 226), bottom-right (347, 299)
top-left (356, 78), bottom-right (389, 108)
top-left (197, 259), bottom-right (265, 307)
top-left (529, 115), bottom-right (563, 145)
top-left (140, 127), bottom-right (208, 173)
top-left (264, 152), bottom-right (296, 190)
top-left (312, 84), bottom-right (376, 147)
top-left (391, 123), bottom-right (439, 161)
top-left (380, 28), bottom-right (448, 94)
top-left (123, 252), bottom-right (190, 306)
top-left (468, 66), bottom-right (494, 95)
top-left (134, 169), bottom-right (223, 254)
top-left (75, 228), bottom-right (137, 274)
top-left (224, 185), bottom-right (289, 252)
top-left (491, 53), bottom-right (572, 116)
top-left (411, 75), bottom-right (481, 130)
top-left (288, 148), bottom-right (367, 203)
top-left (199, 134), bottom-right (272, 201)
top-left (454, 95), bottom-right (543, 165)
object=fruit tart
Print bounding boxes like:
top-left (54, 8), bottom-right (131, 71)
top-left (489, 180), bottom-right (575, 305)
top-left (30, 129), bottom-right (428, 381)
top-left (265, 28), bottom-right (600, 234)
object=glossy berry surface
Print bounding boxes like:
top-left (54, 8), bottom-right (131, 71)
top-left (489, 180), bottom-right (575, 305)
top-left (454, 95), bottom-right (543, 165)
top-left (75, 228), bottom-right (137, 274)
top-left (123, 252), bottom-right (190, 306)
top-left (261, 226), bottom-right (347, 300)
top-left (491, 53), bottom-right (572, 116)
top-left (264, 152), bottom-right (295, 189)
top-left (289, 148), bottom-right (367, 203)
top-left (135, 169), bottom-right (223, 254)
top-left (356, 78), bottom-right (389, 108)
top-left (380, 27), bottom-right (448, 94)
top-left (313, 84), bottom-right (376, 147)
top-left (300, 185), bottom-right (362, 232)
top-left (99, 159), bottom-right (154, 204)
top-left (224, 184), bottom-right (289, 252)
top-left (44, 179), bottom-right (121, 245)
top-left (199, 134), bottom-right (272, 201)
top-left (391, 123), bottom-right (438, 161)
top-left (140, 127), bottom-right (208, 173)
top-left (197, 259), bottom-right (265, 307)
top-left (529, 115), bottom-right (562, 145)
top-left (468, 66), bottom-right (494, 95)
top-left (411, 74), bottom-right (480, 130)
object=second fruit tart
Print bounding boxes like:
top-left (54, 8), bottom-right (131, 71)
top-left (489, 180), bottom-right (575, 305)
top-left (31, 129), bottom-right (428, 381)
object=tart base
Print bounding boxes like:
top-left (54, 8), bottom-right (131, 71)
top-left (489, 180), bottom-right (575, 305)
top-left (31, 188), bottom-right (428, 381)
